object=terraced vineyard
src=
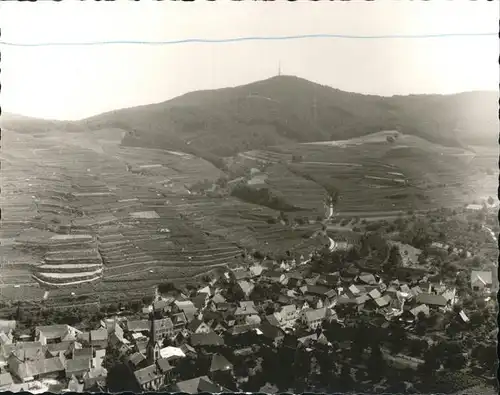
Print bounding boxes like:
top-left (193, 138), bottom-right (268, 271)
top-left (231, 132), bottom-right (496, 216)
top-left (0, 128), bottom-right (327, 306)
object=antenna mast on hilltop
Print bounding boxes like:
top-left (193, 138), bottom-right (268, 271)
top-left (278, 60), bottom-right (281, 76)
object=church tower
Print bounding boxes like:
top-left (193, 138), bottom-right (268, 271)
top-left (147, 312), bottom-right (160, 364)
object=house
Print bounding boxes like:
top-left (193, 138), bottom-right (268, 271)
top-left (90, 328), bottom-right (108, 349)
top-left (65, 357), bottom-right (92, 379)
top-left (190, 331), bottom-right (225, 347)
top-left (231, 268), bottom-right (251, 281)
top-left (126, 320), bottom-right (150, 335)
top-left (409, 304), bottom-right (430, 319)
top-left (171, 375), bottom-right (224, 393)
top-left (237, 280), bottom-right (255, 298)
top-left (209, 354), bottom-right (233, 374)
top-left (256, 323), bottom-right (285, 346)
top-left (415, 293), bottom-right (448, 308)
top-left (154, 318), bottom-right (175, 340)
top-left (126, 352), bottom-right (148, 371)
top-left (261, 271), bottom-right (284, 283)
top-left (159, 346), bottom-right (186, 365)
top-left (300, 284), bottom-right (330, 297)
top-left (35, 325), bottom-right (80, 346)
top-left (302, 307), bottom-right (330, 330)
top-left (466, 204), bottom-right (483, 211)
top-left (8, 355), bottom-right (65, 382)
top-left (470, 270), bottom-right (492, 292)
top-left (187, 319), bottom-right (212, 334)
top-left (134, 364), bottom-right (163, 392)
top-left (357, 273), bottom-right (378, 285)
top-left (276, 304), bottom-right (298, 326)
top-left (174, 300), bottom-right (197, 322)
top-left (234, 301), bottom-right (259, 323)
top-left (171, 312), bottom-right (188, 333)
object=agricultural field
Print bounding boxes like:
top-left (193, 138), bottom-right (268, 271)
top-left (230, 131), bottom-right (497, 216)
top-left (0, 128), bottom-right (327, 306)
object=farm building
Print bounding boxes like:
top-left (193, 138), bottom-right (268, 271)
top-left (470, 270), bottom-right (493, 292)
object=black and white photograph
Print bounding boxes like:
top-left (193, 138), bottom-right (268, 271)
top-left (0, 1), bottom-right (498, 394)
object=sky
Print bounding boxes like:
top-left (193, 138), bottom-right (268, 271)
top-left (0, 0), bottom-right (498, 121)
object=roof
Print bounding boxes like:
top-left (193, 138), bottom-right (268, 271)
top-left (175, 376), bottom-right (222, 394)
top-left (235, 301), bottom-right (258, 316)
top-left (358, 273), bottom-right (377, 285)
top-left (304, 307), bottom-right (328, 323)
top-left (73, 348), bottom-right (93, 359)
top-left (127, 352), bottom-right (146, 367)
top-left (209, 354), bottom-right (233, 372)
top-left (126, 320), bottom-right (150, 333)
top-left (36, 324), bottom-right (77, 340)
top-left (416, 293), bottom-right (447, 307)
top-left (0, 320), bottom-right (16, 333)
top-left (410, 304), bottom-right (430, 317)
top-left (470, 270), bottom-right (492, 285)
top-left (257, 323), bottom-right (285, 340)
top-left (232, 268), bottom-right (251, 280)
top-left (159, 346), bottom-right (186, 360)
top-left (66, 358), bottom-right (91, 374)
top-left (368, 289), bottom-right (382, 299)
top-left (4, 342), bottom-right (44, 361)
top-left (237, 280), bottom-right (254, 296)
top-left (191, 293), bottom-right (208, 310)
top-left (91, 328), bottom-right (108, 342)
top-left (374, 295), bottom-right (392, 307)
top-left (134, 364), bottom-right (160, 385)
top-left (156, 358), bottom-right (174, 373)
top-left (190, 331), bottom-right (224, 347)
top-left (13, 357), bottom-right (65, 379)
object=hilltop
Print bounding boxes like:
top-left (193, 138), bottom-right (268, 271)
top-left (2, 76), bottom-right (496, 167)
top-left (80, 75), bottom-right (496, 159)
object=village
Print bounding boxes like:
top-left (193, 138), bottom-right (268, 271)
top-left (0, 204), bottom-right (497, 394)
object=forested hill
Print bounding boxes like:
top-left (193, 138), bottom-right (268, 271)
top-left (3, 76), bottom-right (497, 159)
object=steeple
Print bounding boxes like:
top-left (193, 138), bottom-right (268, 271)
top-left (147, 311), bottom-right (159, 363)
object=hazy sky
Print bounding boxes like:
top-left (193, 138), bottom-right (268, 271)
top-left (1, 0), bottom-right (498, 120)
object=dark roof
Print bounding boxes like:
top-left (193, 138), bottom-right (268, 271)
top-left (156, 358), bottom-right (174, 373)
top-left (187, 318), bottom-right (203, 333)
top-left (175, 376), bottom-right (222, 394)
top-left (127, 352), bottom-right (146, 367)
top-left (73, 348), bottom-right (93, 359)
top-left (416, 293), bottom-right (448, 307)
top-left (127, 320), bottom-right (150, 332)
top-left (265, 314), bottom-right (281, 327)
top-left (66, 358), bottom-right (91, 374)
top-left (209, 354), bottom-right (233, 372)
top-left (303, 284), bottom-right (330, 296)
top-left (258, 323), bottom-right (285, 340)
top-left (190, 331), bottom-right (224, 347)
top-left (36, 325), bottom-right (71, 340)
top-left (134, 364), bottom-right (160, 386)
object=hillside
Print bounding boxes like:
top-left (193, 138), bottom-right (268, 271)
top-left (74, 75), bottom-right (498, 160)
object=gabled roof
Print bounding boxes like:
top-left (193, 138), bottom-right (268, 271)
top-left (66, 358), bottom-right (91, 374)
top-left (235, 301), bottom-right (258, 316)
top-left (190, 331), bottom-right (224, 347)
top-left (175, 375), bottom-right (222, 394)
top-left (358, 273), bottom-right (377, 285)
top-left (374, 295), bottom-right (392, 307)
top-left (410, 304), bottom-right (430, 317)
top-left (471, 270), bottom-right (492, 285)
top-left (191, 293), bottom-right (208, 310)
top-left (156, 358), bottom-right (174, 373)
top-left (91, 328), bottom-right (108, 342)
top-left (134, 364), bottom-right (160, 385)
top-left (159, 346), bottom-right (186, 360)
top-left (209, 354), bottom-right (233, 372)
top-left (257, 323), bottom-right (285, 340)
top-left (304, 307), bottom-right (328, 323)
top-left (265, 314), bottom-right (281, 327)
top-left (126, 320), bottom-right (150, 333)
top-left (368, 289), bottom-right (382, 299)
top-left (36, 324), bottom-right (78, 341)
top-left (126, 352), bottom-right (146, 367)
top-left (415, 293), bottom-right (447, 307)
